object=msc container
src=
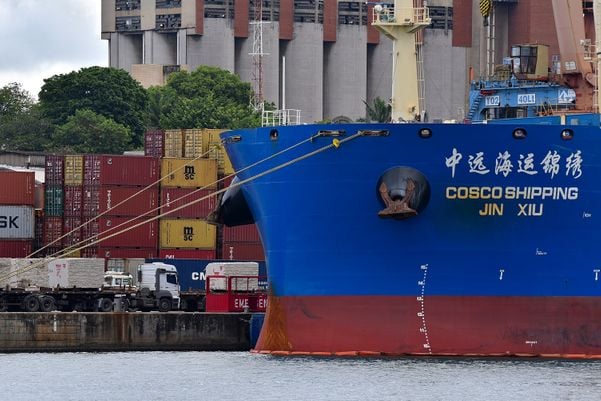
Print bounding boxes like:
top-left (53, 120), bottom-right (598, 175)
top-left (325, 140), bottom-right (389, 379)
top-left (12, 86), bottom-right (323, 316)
top-left (0, 171), bottom-right (34, 205)
top-left (160, 188), bottom-right (216, 219)
top-left (44, 185), bottom-right (63, 216)
top-left (42, 216), bottom-right (62, 246)
top-left (44, 155), bottom-right (64, 186)
top-left (97, 217), bottom-right (158, 248)
top-left (160, 158), bottom-right (217, 189)
top-left (62, 215), bottom-right (82, 247)
top-left (63, 185), bottom-right (83, 216)
top-left (183, 128), bottom-right (203, 158)
top-left (221, 242), bottom-right (265, 261)
top-left (64, 155), bottom-right (84, 185)
top-left (0, 240), bottom-right (33, 258)
top-left (222, 224), bottom-right (261, 243)
top-left (164, 129), bottom-right (183, 158)
top-left (158, 248), bottom-right (216, 259)
top-left (159, 219), bottom-right (216, 249)
top-left (84, 154), bottom-right (160, 186)
top-left (144, 129), bottom-right (164, 158)
top-left (83, 185), bottom-right (158, 217)
top-left (0, 205), bottom-right (34, 239)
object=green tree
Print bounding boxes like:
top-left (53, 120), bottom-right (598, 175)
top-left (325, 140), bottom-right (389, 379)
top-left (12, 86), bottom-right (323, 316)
top-left (51, 109), bottom-right (132, 154)
top-left (0, 83), bottom-right (34, 123)
top-left (39, 67), bottom-right (148, 147)
top-left (0, 106), bottom-right (53, 151)
top-left (153, 66), bottom-right (261, 129)
top-left (363, 97), bottom-right (391, 123)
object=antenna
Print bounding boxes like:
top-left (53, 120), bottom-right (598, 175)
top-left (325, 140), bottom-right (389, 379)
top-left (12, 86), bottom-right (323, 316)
top-left (249, 0), bottom-right (269, 112)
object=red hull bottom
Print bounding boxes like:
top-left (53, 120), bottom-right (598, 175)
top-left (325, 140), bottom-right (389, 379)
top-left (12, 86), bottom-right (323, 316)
top-left (254, 295), bottom-right (601, 358)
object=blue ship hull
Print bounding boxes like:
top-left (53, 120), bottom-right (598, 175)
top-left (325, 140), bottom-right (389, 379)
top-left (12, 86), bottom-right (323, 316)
top-left (222, 122), bottom-right (601, 357)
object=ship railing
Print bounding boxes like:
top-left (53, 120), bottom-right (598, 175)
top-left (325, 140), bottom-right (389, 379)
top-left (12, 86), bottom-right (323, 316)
top-left (262, 109), bottom-right (301, 127)
top-left (372, 5), bottom-right (430, 27)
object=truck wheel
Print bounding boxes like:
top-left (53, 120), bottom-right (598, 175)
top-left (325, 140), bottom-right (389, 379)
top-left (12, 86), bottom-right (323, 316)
top-left (98, 298), bottom-right (113, 312)
top-left (0, 297), bottom-right (7, 312)
top-left (158, 298), bottom-right (171, 312)
top-left (39, 296), bottom-right (55, 312)
top-left (23, 295), bottom-right (40, 312)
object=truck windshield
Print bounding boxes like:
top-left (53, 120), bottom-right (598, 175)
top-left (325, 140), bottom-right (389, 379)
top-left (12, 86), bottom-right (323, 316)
top-left (166, 273), bottom-right (178, 285)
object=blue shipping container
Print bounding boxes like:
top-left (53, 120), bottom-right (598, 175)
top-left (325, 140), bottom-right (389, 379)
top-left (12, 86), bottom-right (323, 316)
top-left (148, 259), bottom-right (267, 292)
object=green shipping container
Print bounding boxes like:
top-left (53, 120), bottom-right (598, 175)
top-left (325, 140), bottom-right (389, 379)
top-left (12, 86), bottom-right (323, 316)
top-left (44, 185), bottom-right (63, 216)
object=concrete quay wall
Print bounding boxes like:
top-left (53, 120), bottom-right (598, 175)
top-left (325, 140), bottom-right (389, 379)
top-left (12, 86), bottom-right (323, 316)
top-left (0, 312), bottom-right (251, 352)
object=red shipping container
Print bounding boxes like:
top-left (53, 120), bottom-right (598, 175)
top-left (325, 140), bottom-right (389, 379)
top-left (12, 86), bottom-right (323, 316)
top-left (0, 171), bottom-right (34, 205)
top-left (0, 239), bottom-right (33, 257)
top-left (160, 188), bottom-right (216, 218)
top-left (221, 241), bottom-right (265, 261)
top-left (43, 216), bottom-right (63, 246)
top-left (63, 185), bottom-right (83, 216)
top-left (80, 246), bottom-right (99, 258)
top-left (158, 248), bottom-right (216, 259)
top-left (222, 224), bottom-right (261, 243)
top-left (83, 185), bottom-right (158, 217)
top-left (97, 217), bottom-right (158, 248)
top-left (144, 129), bottom-right (164, 158)
top-left (62, 215), bottom-right (82, 247)
top-left (84, 154), bottom-right (160, 186)
top-left (45, 155), bottom-right (64, 186)
top-left (98, 247), bottom-right (157, 259)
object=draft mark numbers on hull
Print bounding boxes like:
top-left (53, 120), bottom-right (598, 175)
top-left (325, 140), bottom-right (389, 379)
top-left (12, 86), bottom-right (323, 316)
top-left (417, 263), bottom-right (432, 354)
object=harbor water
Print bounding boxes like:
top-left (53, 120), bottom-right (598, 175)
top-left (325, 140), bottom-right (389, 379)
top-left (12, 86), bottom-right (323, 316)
top-left (0, 352), bottom-right (599, 400)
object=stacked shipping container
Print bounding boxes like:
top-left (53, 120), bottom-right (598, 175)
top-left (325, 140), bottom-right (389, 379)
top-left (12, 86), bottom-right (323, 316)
top-left (81, 154), bottom-right (160, 258)
top-left (158, 129), bottom-right (219, 259)
top-left (0, 171), bottom-right (36, 257)
top-left (42, 155), bottom-right (64, 256)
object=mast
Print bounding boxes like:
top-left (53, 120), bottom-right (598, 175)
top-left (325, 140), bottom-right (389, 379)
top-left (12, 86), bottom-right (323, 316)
top-left (372, 0), bottom-right (431, 122)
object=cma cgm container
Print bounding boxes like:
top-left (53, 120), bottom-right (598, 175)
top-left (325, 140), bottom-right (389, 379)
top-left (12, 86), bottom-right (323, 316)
top-left (0, 206), bottom-right (34, 239)
top-left (96, 217), bottom-right (158, 248)
top-left (0, 171), bottom-right (34, 205)
top-left (159, 219), bottom-right (216, 249)
top-left (44, 155), bottom-right (64, 186)
top-left (84, 155), bottom-right (160, 186)
top-left (83, 186), bottom-right (158, 217)
top-left (144, 129), bottom-right (164, 158)
top-left (147, 258), bottom-right (267, 292)
top-left (160, 158), bottom-right (217, 189)
top-left (160, 188), bottom-right (215, 218)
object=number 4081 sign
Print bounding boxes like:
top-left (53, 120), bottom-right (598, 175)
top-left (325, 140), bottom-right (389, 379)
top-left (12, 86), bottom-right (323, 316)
top-left (517, 93), bottom-right (536, 105)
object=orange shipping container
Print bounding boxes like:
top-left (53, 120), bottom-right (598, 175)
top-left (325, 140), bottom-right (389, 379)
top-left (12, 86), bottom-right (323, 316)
top-left (0, 171), bottom-right (34, 205)
top-left (164, 129), bottom-right (183, 158)
top-left (183, 129), bottom-right (203, 158)
top-left (159, 219), bottom-right (216, 249)
top-left (64, 155), bottom-right (84, 185)
top-left (160, 158), bottom-right (217, 189)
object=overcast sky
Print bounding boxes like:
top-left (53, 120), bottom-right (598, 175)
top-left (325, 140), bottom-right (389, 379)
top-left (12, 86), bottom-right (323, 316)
top-left (0, 0), bottom-right (107, 99)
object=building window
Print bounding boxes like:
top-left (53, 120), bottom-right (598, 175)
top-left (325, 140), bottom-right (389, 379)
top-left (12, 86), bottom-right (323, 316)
top-left (115, 0), bottom-right (140, 11)
top-left (156, 14), bottom-right (182, 30)
top-left (428, 6), bottom-right (453, 30)
top-left (116, 16), bottom-right (141, 31)
top-left (156, 0), bottom-right (182, 9)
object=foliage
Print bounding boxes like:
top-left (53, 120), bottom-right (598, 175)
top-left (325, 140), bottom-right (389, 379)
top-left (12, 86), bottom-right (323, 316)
top-left (50, 109), bottom-right (132, 154)
top-left (39, 67), bottom-right (148, 147)
top-left (363, 97), bottom-right (391, 123)
top-left (0, 105), bottom-right (53, 151)
top-left (0, 83), bottom-right (34, 124)
top-left (152, 66), bottom-right (261, 129)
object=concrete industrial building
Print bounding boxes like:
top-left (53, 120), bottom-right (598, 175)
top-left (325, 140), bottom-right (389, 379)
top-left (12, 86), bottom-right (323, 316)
top-left (101, 0), bottom-right (565, 123)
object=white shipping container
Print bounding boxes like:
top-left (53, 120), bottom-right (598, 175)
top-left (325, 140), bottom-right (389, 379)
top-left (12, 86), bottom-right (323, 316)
top-left (47, 258), bottom-right (105, 288)
top-left (205, 262), bottom-right (259, 291)
top-left (0, 206), bottom-right (34, 239)
top-left (0, 258), bottom-right (105, 288)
